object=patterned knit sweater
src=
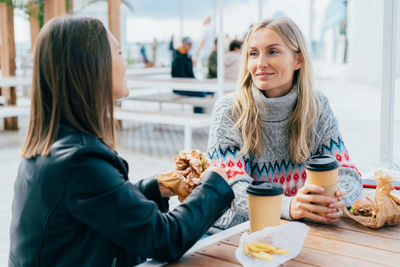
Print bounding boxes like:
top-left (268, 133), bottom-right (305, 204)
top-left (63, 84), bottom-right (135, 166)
top-left (206, 86), bottom-right (363, 234)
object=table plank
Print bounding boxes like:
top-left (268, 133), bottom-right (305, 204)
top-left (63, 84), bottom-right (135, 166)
top-left (305, 221), bottom-right (400, 253)
top-left (281, 261), bottom-right (319, 267)
top-left (303, 235), bottom-right (400, 266)
top-left (335, 217), bottom-right (400, 239)
top-left (195, 242), bottom-right (239, 265)
top-left (163, 252), bottom-right (240, 267)
top-left (295, 246), bottom-right (386, 267)
top-left (219, 231), bottom-right (246, 246)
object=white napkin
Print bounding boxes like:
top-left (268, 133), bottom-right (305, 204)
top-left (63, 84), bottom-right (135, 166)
top-left (235, 222), bottom-right (309, 267)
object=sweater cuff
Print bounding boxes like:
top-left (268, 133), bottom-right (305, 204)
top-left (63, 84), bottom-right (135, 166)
top-left (281, 195), bottom-right (294, 220)
top-left (227, 174), bottom-right (253, 187)
top-left (338, 167), bottom-right (363, 207)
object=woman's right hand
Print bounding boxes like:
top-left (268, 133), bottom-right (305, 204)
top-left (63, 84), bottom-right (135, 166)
top-left (289, 184), bottom-right (341, 223)
top-left (200, 166), bottom-right (229, 183)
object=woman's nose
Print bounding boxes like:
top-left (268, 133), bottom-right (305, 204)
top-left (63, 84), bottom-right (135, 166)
top-left (257, 54), bottom-right (269, 69)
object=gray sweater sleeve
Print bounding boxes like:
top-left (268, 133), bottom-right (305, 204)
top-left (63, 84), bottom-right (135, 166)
top-left (207, 96), bottom-right (252, 219)
top-left (314, 93), bottom-right (363, 207)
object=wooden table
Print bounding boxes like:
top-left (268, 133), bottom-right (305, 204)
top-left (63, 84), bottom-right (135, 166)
top-left (140, 217), bottom-right (400, 267)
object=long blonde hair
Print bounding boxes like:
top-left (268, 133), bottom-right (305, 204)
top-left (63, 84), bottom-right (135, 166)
top-left (232, 17), bottom-right (318, 163)
top-left (21, 16), bottom-right (115, 158)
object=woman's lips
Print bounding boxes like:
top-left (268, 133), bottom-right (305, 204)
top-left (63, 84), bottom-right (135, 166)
top-left (255, 72), bottom-right (274, 79)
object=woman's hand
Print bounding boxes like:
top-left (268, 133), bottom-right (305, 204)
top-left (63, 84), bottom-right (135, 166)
top-left (158, 166), bottom-right (229, 197)
top-left (158, 183), bottom-right (175, 198)
top-left (157, 168), bottom-right (191, 198)
top-left (290, 184), bottom-right (346, 223)
top-left (200, 166), bottom-right (229, 183)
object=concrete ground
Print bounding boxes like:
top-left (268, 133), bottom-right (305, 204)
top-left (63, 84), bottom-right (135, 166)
top-left (0, 76), bottom-right (399, 264)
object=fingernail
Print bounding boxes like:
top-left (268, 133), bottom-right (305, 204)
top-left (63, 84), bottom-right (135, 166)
top-left (329, 204), bottom-right (336, 208)
top-left (329, 208), bottom-right (337, 212)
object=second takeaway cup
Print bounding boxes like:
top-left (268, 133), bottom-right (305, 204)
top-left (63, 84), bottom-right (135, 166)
top-left (247, 181), bottom-right (283, 232)
top-left (304, 155), bottom-right (339, 215)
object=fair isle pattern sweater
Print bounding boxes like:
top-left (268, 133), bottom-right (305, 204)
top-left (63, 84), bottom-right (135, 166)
top-left (206, 86), bottom-right (363, 234)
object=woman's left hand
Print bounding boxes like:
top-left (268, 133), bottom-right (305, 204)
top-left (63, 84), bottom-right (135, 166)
top-left (290, 185), bottom-right (347, 223)
top-left (325, 188), bottom-right (347, 222)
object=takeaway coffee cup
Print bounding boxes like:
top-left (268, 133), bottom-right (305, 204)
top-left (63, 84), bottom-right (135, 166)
top-left (304, 155), bottom-right (339, 214)
top-left (247, 181), bottom-right (283, 232)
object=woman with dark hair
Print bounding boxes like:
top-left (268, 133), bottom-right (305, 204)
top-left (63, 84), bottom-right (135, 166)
top-left (9, 16), bottom-right (234, 267)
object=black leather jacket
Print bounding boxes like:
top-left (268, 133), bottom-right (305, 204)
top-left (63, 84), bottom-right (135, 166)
top-left (9, 126), bottom-right (234, 267)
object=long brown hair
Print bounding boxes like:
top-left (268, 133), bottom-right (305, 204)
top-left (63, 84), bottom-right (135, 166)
top-left (21, 16), bottom-right (115, 158)
top-left (232, 17), bottom-right (318, 163)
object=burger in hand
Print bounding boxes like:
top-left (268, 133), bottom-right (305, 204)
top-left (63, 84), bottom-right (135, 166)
top-left (156, 150), bottom-right (212, 202)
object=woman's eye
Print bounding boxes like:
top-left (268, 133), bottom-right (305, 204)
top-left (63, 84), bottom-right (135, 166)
top-left (249, 51), bottom-right (257, 57)
top-left (269, 50), bottom-right (279, 55)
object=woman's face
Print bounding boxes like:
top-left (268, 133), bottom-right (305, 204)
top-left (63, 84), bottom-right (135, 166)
top-left (108, 33), bottom-right (129, 99)
top-left (247, 28), bottom-right (302, 98)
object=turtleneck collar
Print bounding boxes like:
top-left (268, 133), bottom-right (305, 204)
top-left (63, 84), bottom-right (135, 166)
top-left (252, 83), bottom-right (298, 122)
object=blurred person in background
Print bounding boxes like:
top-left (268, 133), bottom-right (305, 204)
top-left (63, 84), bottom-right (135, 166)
top-left (171, 37), bottom-right (195, 79)
top-left (168, 35), bottom-right (175, 63)
top-left (151, 37), bottom-right (158, 66)
top-left (171, 36), bottom-right (210, 113)
top-left (139, 43), bottom-right (150, 64)
top-left (207, 39), bottom-right (218, 78)
top-left (224, 39), bottom-right (243, 81)
top-left (195, 16), bottom-right (215, 66)
top-left (9, 16), bottom-right (234, 267)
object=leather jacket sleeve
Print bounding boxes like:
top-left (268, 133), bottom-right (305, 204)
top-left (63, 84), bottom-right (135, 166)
top-left (65, 146), bottom-right (234, 262)
top-left (136, 177), bottom-right (169, 212)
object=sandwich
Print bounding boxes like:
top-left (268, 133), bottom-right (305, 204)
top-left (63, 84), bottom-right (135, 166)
top-left (157, 149), bottom-right (212, 202)
top-left (350, 195), bottom-right (377, 218)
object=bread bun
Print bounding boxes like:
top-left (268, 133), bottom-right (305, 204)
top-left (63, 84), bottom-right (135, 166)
top-left (351, 196), bottom-right (376, 217)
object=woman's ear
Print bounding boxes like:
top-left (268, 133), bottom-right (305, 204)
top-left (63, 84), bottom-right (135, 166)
top-left (294, 53), bottom-right (303, 70)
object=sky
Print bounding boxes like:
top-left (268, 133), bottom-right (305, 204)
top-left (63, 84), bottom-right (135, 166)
top-left (12, 0), bottom-right (331, 45)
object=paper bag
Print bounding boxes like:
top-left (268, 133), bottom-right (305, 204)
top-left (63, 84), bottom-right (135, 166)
top-left (344, 170), bottom-right (400, 228)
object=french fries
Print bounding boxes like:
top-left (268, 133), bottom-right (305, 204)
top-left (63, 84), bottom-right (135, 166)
top-left (243, 242), bottom-right (289, 261)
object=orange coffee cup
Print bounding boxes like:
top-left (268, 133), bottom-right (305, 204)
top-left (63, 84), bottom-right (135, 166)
top-left (247, 181), bottom-right (283, 232)
top-left (304, 155), bottom-right (339, 216)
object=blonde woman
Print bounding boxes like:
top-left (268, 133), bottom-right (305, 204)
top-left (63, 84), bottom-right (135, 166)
top-left (207, 17), bottom-right (362, 234)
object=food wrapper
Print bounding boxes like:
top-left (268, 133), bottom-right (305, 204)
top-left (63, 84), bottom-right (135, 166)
top-left (235, 222), bottom-right (309, 267)
top-left (344, 170), bottom-right (400, 228)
